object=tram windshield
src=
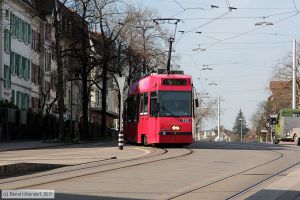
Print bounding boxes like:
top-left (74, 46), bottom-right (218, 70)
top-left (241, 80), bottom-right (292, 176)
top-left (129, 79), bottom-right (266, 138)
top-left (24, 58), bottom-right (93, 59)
top-left (158, 91), bottom-right (192, 117)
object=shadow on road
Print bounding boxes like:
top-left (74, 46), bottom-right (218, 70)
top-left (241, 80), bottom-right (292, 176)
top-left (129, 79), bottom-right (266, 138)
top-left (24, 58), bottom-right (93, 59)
top-left (53, 193), bottom-right (144, 200)
top-left (187, 141), bottom-right (296, 151)
top-left (245, 189), bottom-right (300, 200)
top-left (0, 141), bottom-right (122, 152)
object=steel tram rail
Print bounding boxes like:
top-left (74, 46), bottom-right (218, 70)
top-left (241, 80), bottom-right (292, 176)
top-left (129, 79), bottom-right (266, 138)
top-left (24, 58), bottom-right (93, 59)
top-left (168, 149), bottom-right (284, 199)
top-left (1, 147), bottom-right (194, 189)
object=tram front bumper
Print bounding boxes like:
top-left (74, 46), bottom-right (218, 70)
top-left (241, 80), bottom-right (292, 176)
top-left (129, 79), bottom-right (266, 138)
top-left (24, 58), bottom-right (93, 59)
top-left (159, 132), bottom-right (193, 143)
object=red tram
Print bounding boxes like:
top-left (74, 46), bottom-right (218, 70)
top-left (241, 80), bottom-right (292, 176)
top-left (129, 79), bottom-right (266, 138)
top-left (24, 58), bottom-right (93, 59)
top-left (123, 73), bottom-right (195, 146)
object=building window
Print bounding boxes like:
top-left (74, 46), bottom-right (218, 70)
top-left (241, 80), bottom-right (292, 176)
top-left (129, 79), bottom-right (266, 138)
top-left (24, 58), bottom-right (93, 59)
top-left (5, 9), bottom-right (9, 19)
top-left (45, 81), bottom-right (51, 100)
top-left (15, 53), bottom-right (21, 76)
top-left (50, 74), bottom-right (56, 91)
top-left (11, 89), bottom-right (15, 104)
top-left (22, 20), bottom-right (27, 42)
top-left (45, 51), bottom-right (51, 71)
top-left (27, 60), bottom-right (31, 80)
top-left (15, 92), bottom-right (29, 110)
top-left (31, 30), bottom-right (40, 52)
top-left (31, 96), bottom-right (39, 110)
top-left (45, 23), bottom-right (52, 41)
top-left (10, 52), bottom-right (15, 75)
top-left (21, 93), bottom-right (25, 109)
top-left (31, 30), bottom-right (35, 50)
top-left (27, 23), bottom-right (31, 44)
top-left (68, 21), bottom-right (72, 37)
top-left (4, 65), bottom-right (11, 89)
top-left (10, 13), bottom-right (16, 37)
top-left (4, 29), bottom-right (11, 52)
top-left (31, 63), bottom-right (39, 85)
top-left (22, 93), bottom-right (29, 110)
top-left (22, 56), bottom-right (27, 78)
top-left (96, 90), bottom-right (100, 106)
top-left (16, 91), bottom-right (21, 109)
top-left (16, 17), bottom-right (21, 39)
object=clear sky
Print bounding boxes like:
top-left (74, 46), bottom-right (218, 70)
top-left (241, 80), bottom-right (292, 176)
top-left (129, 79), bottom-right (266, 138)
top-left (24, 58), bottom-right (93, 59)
top-left (130, 0), bottom-right (300, 130)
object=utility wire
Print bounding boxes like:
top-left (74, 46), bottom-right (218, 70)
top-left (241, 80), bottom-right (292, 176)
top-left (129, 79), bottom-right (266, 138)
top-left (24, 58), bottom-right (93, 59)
top-left (194, 31), bottom-right (300, 38)
top-left (196, 45), bottom-right (291, 51)
top-left (292, 0), bottom-right (299, 13)
top-left (180, 11), bottom-right (297, 21)
top-left (174, 0), bottom-right (185, 10)
top-left (186, 10), bottom-right (231, 33)
top-left (203, 11), bottom-right (299, 51)
top-left (156, 0), bottom-right (295, 10)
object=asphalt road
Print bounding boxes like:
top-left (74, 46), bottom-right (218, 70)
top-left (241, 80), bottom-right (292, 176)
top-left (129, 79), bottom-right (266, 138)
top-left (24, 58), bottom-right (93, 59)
top-left (1, 141), bottom-right (299, 200)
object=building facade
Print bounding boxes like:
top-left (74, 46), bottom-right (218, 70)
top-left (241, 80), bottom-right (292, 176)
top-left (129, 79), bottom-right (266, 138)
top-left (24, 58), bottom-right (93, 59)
top-left (1, 0), bottom-right (119, 129)
top-left (269, 80), bottom-right (300, 112)
top-left (1, 0), bottom-right (41, 110)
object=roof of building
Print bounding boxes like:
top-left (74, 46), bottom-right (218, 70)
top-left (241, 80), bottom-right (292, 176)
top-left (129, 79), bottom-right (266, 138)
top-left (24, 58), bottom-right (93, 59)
top-left (269, 80), bottom-right (291, 90)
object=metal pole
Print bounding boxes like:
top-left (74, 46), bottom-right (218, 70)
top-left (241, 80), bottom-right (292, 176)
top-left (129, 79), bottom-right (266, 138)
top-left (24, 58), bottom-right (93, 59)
top-left (0, 0), bottom-right (3, 101)
top-left (292, 39), bottom-right (297, 109)
top-left (167, 37), bottom-right (174, 73)
top-left (240, 120), bottom-right (243, 142)
top-left (118, 92), bottom-right (123, 150)
top-left (116, 42), bottom-right (124, 150)
top-left (217, 97), bottom-right (220, 141)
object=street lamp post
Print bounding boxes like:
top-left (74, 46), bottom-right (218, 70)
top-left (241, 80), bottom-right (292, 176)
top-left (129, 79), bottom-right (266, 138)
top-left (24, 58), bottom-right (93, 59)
top-left (239, 118), bottom-right (243, 142)
top-left (217, 97), bottom-right (220, 141)
top-left (254, 17), bottom-right (274, 26)
top-left (292, 39), bottom-right (297, 109)
top-left (201, 65), bottom-right (213, 71)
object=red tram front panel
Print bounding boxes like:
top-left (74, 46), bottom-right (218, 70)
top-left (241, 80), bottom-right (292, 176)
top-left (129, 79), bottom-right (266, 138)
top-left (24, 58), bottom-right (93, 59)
top-left (123, 74), bottom-right (194, 145)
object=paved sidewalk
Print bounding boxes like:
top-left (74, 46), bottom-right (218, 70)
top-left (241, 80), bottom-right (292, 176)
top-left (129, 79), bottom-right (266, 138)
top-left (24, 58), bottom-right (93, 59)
top-left (0, 140), bottom-right (68, 152)
top-left (0, 140), bottom-right (150, 164)
top-left (246, 166), bottom-right (300, 200)
top-left (0, 140), bottom-right (152, 177)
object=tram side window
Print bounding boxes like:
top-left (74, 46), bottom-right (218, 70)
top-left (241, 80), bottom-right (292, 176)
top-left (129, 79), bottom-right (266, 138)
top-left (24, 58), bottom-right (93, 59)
top-left (126, 97), bottom-right (133, 122)
top-left (150, 92), bottom-right (158, 117)
top-left (133, 95), bottom-right (139, 121)
top-left (126, 96), bottom-right (139, 122)
top-left (140, 92), bottom-right (148, 115)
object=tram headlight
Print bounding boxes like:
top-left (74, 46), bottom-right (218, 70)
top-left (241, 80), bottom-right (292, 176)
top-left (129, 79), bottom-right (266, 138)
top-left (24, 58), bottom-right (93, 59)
top-left (171, 125), bottom-right (180, 131)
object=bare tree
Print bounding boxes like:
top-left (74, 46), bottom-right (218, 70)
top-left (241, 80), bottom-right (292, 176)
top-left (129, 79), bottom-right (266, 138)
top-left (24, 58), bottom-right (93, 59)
top-left (250, 100), bottom-right (272, 134)
top-left (194, 98), bottom-right (217, 132)
top-left (52, 0), bottom-right (69, 140)
top-left (35, 0), bottom-right (93, 139)
top-left (270, 43), bottom-right (300, 111)
top-left (120, 6), bottom-right (167, 76)
top-left (91, 0), bottom-right (139, 137)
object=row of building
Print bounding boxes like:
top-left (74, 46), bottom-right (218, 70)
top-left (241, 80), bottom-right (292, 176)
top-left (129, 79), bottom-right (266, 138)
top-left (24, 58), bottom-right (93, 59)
top-left (0, 0), bottom-right (119, 128)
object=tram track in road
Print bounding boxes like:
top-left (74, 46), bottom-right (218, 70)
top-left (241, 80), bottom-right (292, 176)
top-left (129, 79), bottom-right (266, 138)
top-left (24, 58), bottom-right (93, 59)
top-left (227, 145), bottom-right (300, 200)
top-left (168, 147), bottom-right (285, 200)
top-left (0, 147), bottom-right (194, 190)
top-left (227, 160), bottom-right (300, 200)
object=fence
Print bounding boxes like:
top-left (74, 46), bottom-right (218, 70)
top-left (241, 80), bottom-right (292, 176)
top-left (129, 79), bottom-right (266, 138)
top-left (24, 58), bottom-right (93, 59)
top-left (0, 108), bottom-right (115, 142)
